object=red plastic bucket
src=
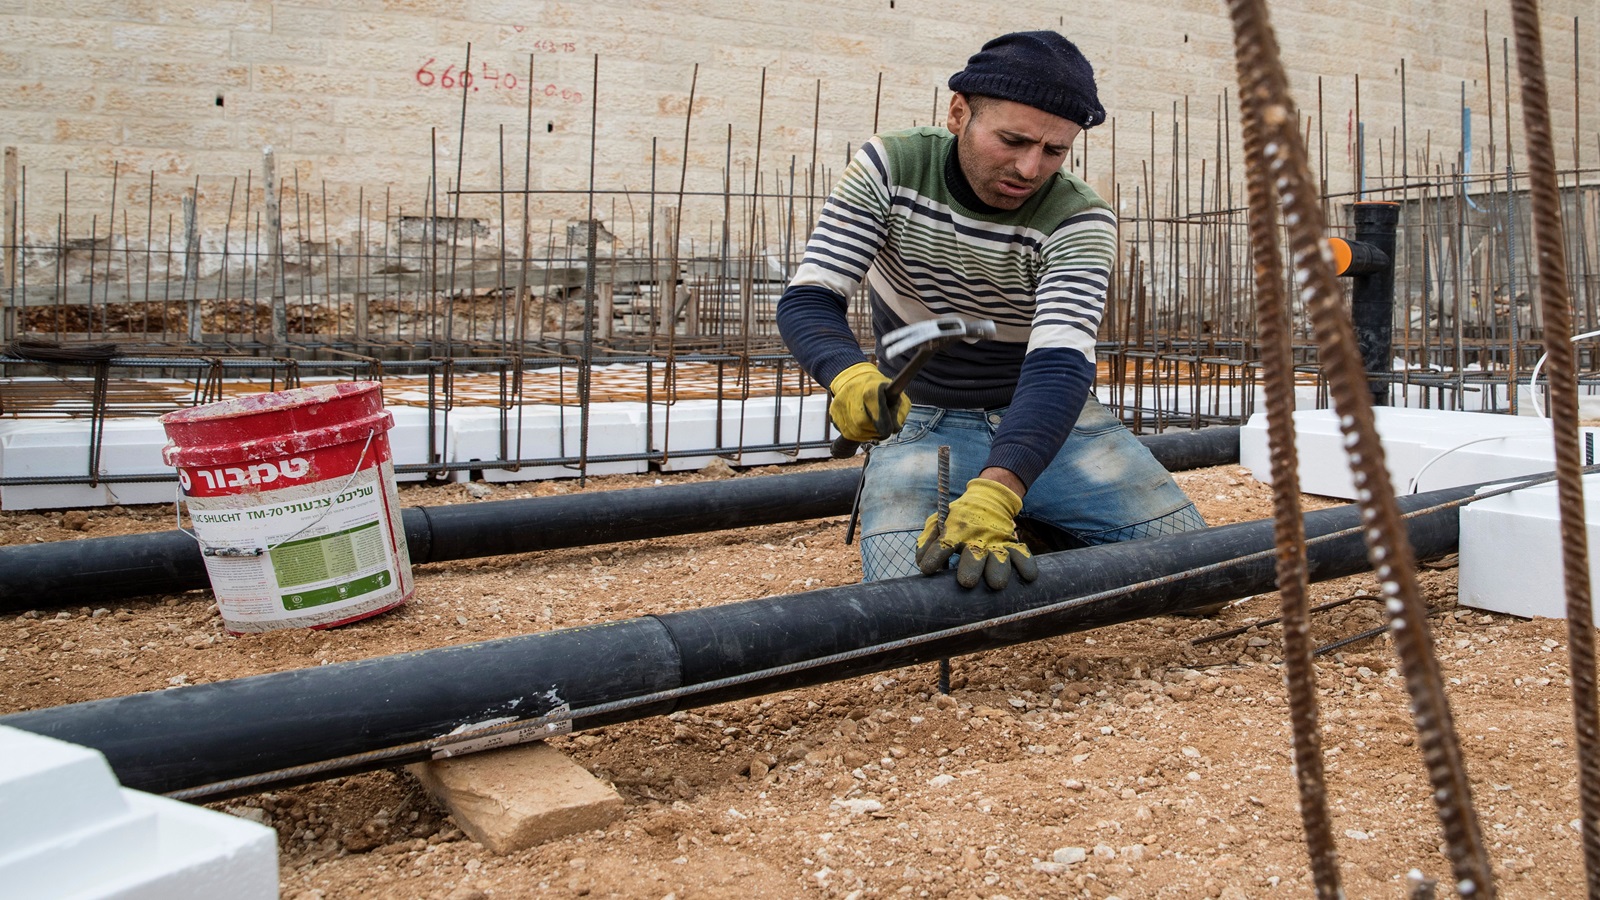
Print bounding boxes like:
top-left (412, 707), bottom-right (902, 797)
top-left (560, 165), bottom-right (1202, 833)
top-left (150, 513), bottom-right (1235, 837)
top-left (160, 382), bottom-right (414, 633)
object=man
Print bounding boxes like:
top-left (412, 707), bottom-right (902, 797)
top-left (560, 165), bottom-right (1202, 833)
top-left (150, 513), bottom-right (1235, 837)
top-left (776, 31), bottom-right (1204, 591)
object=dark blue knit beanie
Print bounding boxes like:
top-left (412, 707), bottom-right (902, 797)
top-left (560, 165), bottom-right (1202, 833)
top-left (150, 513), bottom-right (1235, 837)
top-left (947, 31), bottom-right (1107, 129)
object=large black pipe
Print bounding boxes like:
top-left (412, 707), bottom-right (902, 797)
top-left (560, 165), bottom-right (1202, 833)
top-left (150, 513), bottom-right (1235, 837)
top-left (1345, 201), bottom-right (1400, 407)
top-left (0, 426), bottom-right (1239, 611)
top-left (1, 480), bottom-right (1468, 796)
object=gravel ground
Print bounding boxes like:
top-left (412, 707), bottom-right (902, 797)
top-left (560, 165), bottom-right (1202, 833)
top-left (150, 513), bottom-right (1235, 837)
top-left (0, 459), bottom-right (1589, 898)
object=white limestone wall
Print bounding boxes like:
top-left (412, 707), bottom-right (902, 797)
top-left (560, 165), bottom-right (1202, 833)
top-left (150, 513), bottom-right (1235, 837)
top-left (1, 1), bottom-right (1591, 254)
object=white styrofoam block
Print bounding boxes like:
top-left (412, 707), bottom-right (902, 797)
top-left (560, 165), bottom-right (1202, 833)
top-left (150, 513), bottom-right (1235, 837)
top-left (452, 403), bottom-right (647, 482)
top-left (386, 405), bottom-right (452, 483)
top-left (655, 399), bottom-right (786, 470)
top-left (0, 726), bottom-right (278, 900)
top-left (1406, 432), bottom-right (1565, 495)
top-left (542, 402), bottom-right (648, 478)
top-left (0, 419), bottom-right (174, 511)
top-left (434, 407), bottom-right (509, 483)
top-left (789, 395), bottom-right (835, 461)
top-left (1373, 407), bottom-right (1558, 494)
top-left (716, 398), bottom-right (785, 467)
top-left (651, 396), bottom-right (833, 471)
top-left (1236, 415), bottom-right (1271, 484)
top-left (1095, 383), bottom-right (1328, 419)
top-left (0, 419), bottom-right (39, 445)
top-left (1, 390), bottom-right (830, 503)
top-left (1, 800), bottom-right (160, 899)
top-left (1516, 384), bottom-right (1600, 420)
top-left (1240, 409), bottom-right (1401, 498)
top-left (650, 399), bottom-right (728, 472)
top-left (88, 791), bottom-right (278, 900)
top-left (0, 725), bottom-right (140, 852)
top-left (1459, 474), bottom-right (1600, 623)
top-left (1241, 407), bottom-right (1563, 499)
top-left (732, 395), bottom-right (836, 465)
top-left (103, 418), bottom-right (182, 507)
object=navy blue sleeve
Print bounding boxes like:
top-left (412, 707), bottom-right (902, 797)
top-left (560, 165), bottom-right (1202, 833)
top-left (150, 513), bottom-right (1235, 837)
top-left (983, 346), bottom-right (1095, 490)
top-left (776, 283), bottom-right (870, 389)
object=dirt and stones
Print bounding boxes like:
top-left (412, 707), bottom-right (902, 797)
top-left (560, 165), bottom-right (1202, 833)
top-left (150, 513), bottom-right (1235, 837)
top-left (0, 460), bottom-right (1590, 898)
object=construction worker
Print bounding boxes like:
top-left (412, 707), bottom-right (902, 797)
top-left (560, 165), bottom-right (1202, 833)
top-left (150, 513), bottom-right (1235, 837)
top-left (777, 31), bottom-right (1205, 592)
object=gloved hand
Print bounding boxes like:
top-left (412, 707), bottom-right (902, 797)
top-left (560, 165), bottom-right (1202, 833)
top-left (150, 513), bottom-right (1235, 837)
top-left (828, 362), bottom-right (912, 443)
top-left (916, 478), bottom-right (1040, 590)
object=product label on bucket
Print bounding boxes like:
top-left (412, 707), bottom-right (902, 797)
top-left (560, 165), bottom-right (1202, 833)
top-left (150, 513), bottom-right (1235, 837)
top-left (184, 461), bottom-right (412, 631)
top-left (274, 522), bottom-right (392, 609)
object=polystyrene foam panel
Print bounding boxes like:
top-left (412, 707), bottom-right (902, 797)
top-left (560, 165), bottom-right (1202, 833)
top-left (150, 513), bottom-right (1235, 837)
top-left (0, 419), bottom-right (173, 510)
top-left (1241, 407), bottom-right (1561, 499)
top-left (451, 403), bottom-right (647, 482)
top-left (87, 790), bottom-right (278, 900)
top-left (0, 726), bottom-right (277, 900)
top-left (387, 405), bottom-right (451, 483)
top-left (0, 726), bottom-right (135, 852)
top-left (652, 397), bottom-right (833, 471)
top-left (1459, 474), bottom-right (1600, 623)
top-left (651, 399), bottom-right (733, 472)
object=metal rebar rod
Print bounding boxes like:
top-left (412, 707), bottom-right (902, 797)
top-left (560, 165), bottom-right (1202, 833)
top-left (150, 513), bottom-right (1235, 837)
top-left (936, 444), bottom-right (952, 695)
top-left (1508, 2), bottom-right (1600, 892)
top-left (578, 54), bottom-right (601, 486)
top-left (1226, 0), bottom-right (1494, 893)
top-left (1230, 21), bottom-right (1341, 898)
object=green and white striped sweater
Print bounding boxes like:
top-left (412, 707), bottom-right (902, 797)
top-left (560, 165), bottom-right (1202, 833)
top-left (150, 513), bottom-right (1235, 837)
top-left (776, 126), bottom-right (1117, 487)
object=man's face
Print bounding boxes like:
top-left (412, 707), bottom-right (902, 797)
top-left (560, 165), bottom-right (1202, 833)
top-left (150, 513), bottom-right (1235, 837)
top-left (946, 94), bottom-right (1082, 210)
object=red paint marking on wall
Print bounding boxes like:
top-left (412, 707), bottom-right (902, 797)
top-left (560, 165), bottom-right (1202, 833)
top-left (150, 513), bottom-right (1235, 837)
top-left (415, 57), bottom-right (583, 102)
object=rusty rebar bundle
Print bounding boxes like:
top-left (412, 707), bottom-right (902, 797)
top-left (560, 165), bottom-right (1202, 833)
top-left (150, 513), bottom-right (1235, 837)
top-left (1508, 1), bottom-right (1600, 894)
top-left (1225, 0), bottom-right (1494, 894)
top-left (1228, 16), bottom-right (1341, 898)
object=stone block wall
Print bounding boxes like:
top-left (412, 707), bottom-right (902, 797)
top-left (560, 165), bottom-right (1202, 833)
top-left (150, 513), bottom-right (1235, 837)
top-left (0, 0), bottom-right (1592, 255)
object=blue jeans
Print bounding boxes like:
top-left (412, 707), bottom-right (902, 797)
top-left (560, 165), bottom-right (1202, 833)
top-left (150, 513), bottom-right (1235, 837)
top-left (858, 396), bottom-right (1206, 581)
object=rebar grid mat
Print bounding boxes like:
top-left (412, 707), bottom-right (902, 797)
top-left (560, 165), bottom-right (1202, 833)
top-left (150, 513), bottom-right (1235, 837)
top-left (0, 355), bottom-right (825, 418)
top-left (0, 378), bottom-right (191, 418)
top-left (392, 360), bottom-right (824, 407)
top-left (5, 166), bottom-right (1600, 399)
top-left (4, 0), bottom-right (1600, 417)
top-left (13, 320), bottom-right (1600, 432)
top-left (0, 354), bottom-right (1301, 422)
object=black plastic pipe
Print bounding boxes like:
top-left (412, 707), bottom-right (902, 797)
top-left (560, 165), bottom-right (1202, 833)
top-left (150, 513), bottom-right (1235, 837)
top-left (1346, 201), bottom-right (1401, 406)
top-left (0, 427), bottom-right (1239, 612)
top-left (1137, 422), bottom-right (1240, 472)
top-left (0, 480), bottom-right (1469, 796)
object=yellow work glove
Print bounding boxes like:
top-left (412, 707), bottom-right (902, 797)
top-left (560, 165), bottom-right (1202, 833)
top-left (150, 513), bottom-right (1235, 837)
top-left (915, 478), bottom-right (1040, 590)
top-left (828, 362), bottom-right (912, 443)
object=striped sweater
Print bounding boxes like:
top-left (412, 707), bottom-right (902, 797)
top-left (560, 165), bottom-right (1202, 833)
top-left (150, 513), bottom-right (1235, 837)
top-left (776, 126), bottom-right (1117, 488)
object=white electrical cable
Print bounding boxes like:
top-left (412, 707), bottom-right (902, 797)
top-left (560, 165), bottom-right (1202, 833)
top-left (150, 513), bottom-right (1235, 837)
top-left (1526, 328), bottom-right (1600, 418)
top-left (1410, 328), bottom-right (1600, 492)
top-left (1407, 434), bottom-right (1522, 494)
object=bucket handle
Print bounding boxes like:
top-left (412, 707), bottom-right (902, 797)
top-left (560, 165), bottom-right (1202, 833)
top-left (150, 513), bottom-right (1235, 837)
top-left (176, 429), bottom-right (380, 558)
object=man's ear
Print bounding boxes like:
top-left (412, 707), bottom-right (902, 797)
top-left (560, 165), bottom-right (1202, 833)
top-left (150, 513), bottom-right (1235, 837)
top-left (947, 92), bottom-right (970, 136)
